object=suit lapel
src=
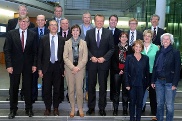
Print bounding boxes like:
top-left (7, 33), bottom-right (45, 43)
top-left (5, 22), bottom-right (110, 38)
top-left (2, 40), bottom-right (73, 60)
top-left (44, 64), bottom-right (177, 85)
top-left (25, 30), bottom-right (32, 51)
top-left (14, 29), bottom-right (23, 51)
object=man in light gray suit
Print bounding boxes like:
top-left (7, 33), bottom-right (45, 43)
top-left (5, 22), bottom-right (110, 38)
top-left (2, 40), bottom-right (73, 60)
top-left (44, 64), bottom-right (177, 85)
top-left (79, 12), bottom-right (94, 101)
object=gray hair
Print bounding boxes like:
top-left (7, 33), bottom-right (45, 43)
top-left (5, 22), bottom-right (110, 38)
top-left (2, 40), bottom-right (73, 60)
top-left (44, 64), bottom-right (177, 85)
top-left (160, 33), bottom-right (174, 45)
top-left (150, 14), bottom-right (160, 21)
top-left (18, 4), bottom-right (28, 11)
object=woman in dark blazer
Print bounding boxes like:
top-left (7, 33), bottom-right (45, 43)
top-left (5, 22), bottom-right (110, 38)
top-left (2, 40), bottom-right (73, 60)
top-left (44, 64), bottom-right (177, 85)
top-left (111, 32), bottom-right (129, 116)
top-left (125, 40), bottom-right (149, 121)
top-left (151, 33), bottom-right (181, 121)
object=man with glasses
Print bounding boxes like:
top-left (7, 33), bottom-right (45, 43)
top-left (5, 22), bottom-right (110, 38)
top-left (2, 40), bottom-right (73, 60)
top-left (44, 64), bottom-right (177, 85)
top-left (46, 5), bottom-right (63, 32)
top-left (7, 4), bottom-right (35, 32)
top-left (4, 16), bottom-right (37, 119)
top-left (38, 20), bottom-right (65, 116)
top-left (6, 4), bottom-right (35, 102)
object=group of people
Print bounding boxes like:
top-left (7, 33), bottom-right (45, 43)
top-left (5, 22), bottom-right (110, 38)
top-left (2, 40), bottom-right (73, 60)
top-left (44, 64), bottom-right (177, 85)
top-left (3, 4), bottom-right (181, 121)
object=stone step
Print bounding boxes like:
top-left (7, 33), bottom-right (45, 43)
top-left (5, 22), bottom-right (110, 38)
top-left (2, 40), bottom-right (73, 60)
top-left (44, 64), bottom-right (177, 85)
top-left (0, 109), bottom-right (182, 121)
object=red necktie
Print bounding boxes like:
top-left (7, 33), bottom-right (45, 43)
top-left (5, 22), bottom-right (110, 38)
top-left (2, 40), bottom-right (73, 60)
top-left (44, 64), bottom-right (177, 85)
top-left (22, 31), bottom-right (24, 52)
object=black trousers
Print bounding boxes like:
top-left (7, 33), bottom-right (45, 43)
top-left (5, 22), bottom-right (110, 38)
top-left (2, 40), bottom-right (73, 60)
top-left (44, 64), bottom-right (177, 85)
top-left (43, 62), bottom-right (62, 109)
top-left (109, 70), bottom-right (114, 100)
top-left (9, 72), bottom-right (32, 111)
top-left (149, 73), bottom-right (157, 116)
top-left (88, 69), bottom-right (109, 110)
top-left (59, 76), bottom-right (64, 101)
top-left (32, 71), bottom-right (38, 101)
top-left (112, 72), bottom-right (129, 110)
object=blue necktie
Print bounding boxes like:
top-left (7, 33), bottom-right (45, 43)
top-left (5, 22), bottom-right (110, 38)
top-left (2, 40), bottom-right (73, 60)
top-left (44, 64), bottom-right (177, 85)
top-left (50, 36), bottom-right (55, 63)
top-left (130, 31), bottom-right (134, 46)
top-left (97, 30), bottom-right (100, 47)
top-left (39, 29), bottom-right (43, 39)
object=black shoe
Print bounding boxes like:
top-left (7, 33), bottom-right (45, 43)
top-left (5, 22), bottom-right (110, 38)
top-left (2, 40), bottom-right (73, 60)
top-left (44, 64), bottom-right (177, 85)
top-left (86, 108), bottom-right (95, 115)
top-left (99, 109), bottom-right (106, 116)
top-left (6, 96), bottom-right (10, 101)
top-left (66, 93), bottom-right (70, 103)
top-left (8, 110), bottom-right (16, 119)
top-left (113, 109), bottom-right (118, 116)
top-left (21, 95), bottom-right (24, 101)
top-left (123, 109), bottom-right (128, 115)
top-left (26, 110), bottom-right (34, 117)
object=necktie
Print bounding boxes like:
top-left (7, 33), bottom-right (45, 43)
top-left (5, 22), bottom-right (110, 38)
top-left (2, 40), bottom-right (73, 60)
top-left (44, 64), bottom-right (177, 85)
top-left (97, 30), bottom-right (100, 47)
top-left (153, 28), bottom-right (156, 41)
top-left (112, 29), bottom-right (114, 35)
top-left (50, 36), bottom-right (55, 63)
top-left (57, 19), bottom-right (60, 32)
top-left (130, 31), bottom-right (134, 46)
top-left (21, 31), bottom-right (24, 52)
top-left (39, 29), bottom-right (43, 39)
top-left (63, 32), bottom-right (66, 38)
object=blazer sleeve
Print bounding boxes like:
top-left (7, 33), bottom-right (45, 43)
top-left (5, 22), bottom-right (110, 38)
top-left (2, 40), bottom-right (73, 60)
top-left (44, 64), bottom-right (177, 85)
top-left (63, 41), bottom-right (75, 70)
top-left (77, 41), bottom-right (88, 69)
top-left (3, 31), bottom-right (13, 68)
top-left (37, 37), bottom-right (43, 71)
top-left (172, 50), bottom-right (181, 87)
top-left (145, 56), bottom-right (150, 87)
top-left (103, 31), bottom-right (115, 61)
top-left (85, 30), bottom-right (94, 59)
top-left (124, 55), bottom-right (130, 87)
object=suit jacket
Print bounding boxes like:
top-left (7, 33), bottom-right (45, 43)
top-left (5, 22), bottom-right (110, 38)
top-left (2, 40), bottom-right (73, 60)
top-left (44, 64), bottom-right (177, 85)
top-left (37, 34), bottom-right (65, 74)
top-left (151, 46), bottom-right (181, 87)
top-left (85, 28), bottom-right (114, 70)
top-left (58, 28), bottom-right (72, 41)
top-left (124, 54), bottom-right (149, 88)
top-left (63, 38), bottom-right (88, 71)
top-left (107, 27), bottom-right (122, 45)
top-left (6, 18), bottom-right (35, 32)
top-left (30, 27), bottom-right (50, 46)
top-left (149, 27), bottom-right (165, 45)
top-left (3, 29), bottom-right (37, 74)
top-left (79, 24), bottom-right (94, 40)
top-left (127, 30), bottom-right (143, 54)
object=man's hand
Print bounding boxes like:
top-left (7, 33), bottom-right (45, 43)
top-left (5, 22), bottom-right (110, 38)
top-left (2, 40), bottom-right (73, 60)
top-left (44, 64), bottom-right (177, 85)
top-left (32, 66), bottom-right (37, 73)
top-left (91, 56), bottom-right (98, 63)
top-left (7, 67), bottom-right (13, 74)
top-left (38, 70), bottom-right (43, 78)
top-left (97, 57), bottom-right (105, 63)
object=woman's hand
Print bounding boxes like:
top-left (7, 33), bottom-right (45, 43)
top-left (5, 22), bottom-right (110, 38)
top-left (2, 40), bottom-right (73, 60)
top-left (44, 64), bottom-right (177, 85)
top-left (151, 84), bottom-right (155, 89)
top-left (126, 86), bottom-right (130, 90)
top-left (72, 67), bottom-right (80, 74)
top-left (119, 70), bottom-right (123, 75)
top-left (172, 86), bottom-right (177, 90)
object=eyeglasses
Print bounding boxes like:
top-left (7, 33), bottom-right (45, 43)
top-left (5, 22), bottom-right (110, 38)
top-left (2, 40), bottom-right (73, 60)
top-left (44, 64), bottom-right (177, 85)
top-left (19, 20), bottom-right (29, 23)
top-left (129, 23), bottom-right (137, 25)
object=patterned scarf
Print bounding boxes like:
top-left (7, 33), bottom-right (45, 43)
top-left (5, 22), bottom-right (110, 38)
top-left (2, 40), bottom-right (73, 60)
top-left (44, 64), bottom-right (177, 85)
top-left (118, 42), bottom-right (128, 63)
top-left (72, 37), bottom-right (80, 65)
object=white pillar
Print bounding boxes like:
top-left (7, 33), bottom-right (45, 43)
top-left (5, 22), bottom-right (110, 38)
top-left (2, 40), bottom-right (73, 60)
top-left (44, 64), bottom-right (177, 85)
top-left (155, 0), bottom-right (166, 29)
top-left (59, 0), bottom-right (65, 18)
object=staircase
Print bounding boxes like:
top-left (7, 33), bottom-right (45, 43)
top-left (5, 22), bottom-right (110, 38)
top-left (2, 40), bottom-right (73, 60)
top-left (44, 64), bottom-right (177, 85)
top-left (0, 89), bottom-right (182, 121)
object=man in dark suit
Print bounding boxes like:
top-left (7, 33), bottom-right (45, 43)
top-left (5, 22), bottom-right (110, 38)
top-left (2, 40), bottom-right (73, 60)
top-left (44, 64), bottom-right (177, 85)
top-left (46, 5), bottom-right (62, 32)
top-left (86, 14), bottom-right (114, 116)
top-left (6, 4), bottom-right (35, 102)
top-left (4, 16), bottom-right (37, 119)
top-left (107, 14), bottom-right (122, 102)
top-left (149, 14), bottom-right (165, 46)
top-left (127, 18), bottom-right (143, 54)
top-left (58, 18), bottom-right (72, 41)
top-left (57, 18), bottom-right (72, 102)
top-left (6, 4), bottom-right (35, 32)
top-left (38, 20), bottom-right (65, 116)
top-left (30, 15), bottom-right (49, 103)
